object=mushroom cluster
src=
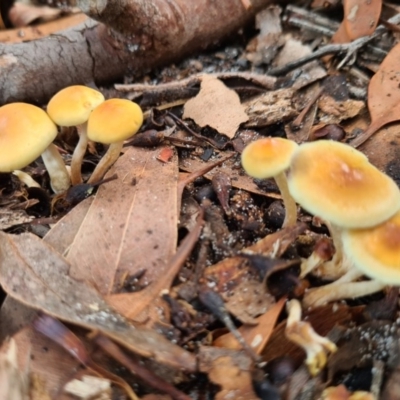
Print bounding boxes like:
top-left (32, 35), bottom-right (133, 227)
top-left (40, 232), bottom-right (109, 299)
top-left (241, 138), bottom-right (400, 307)
top-left (0, 86), bottom-right (143, 194)
top-left (47, 86), bottom-right (143, 185)
top-left (242, 137), bottom-right (400, 375)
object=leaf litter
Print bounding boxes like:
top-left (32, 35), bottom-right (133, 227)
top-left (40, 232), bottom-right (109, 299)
top-left (4, 0), bottom-right (400, 397)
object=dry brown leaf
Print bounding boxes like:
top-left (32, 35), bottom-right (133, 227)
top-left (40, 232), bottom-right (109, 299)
top-left (44, 197), bottom-right (94, 255)
top-left (203, 224), bottom-right (305, 321)
top-left (331, 0), bottom-right (381, 46)
top-left (213, 297), bottom-right (286, 354)
top-left (331, 21), bottom-right (352, 46)
top-left (0, 14), bottom-right (87, 44)
top-left (223, 279), bottom-right (276, 325)
top-left (3, 327), bottom-right (80, 399)
top-left (199, 347), bottom-right (259, 400)
top-left (350, 41), bottom-right (400, 147)
top-left (9, 3), bottom-right (67, 28)
top-left (343, 0), bottom-right (382, 40)
top-left (318, 94), bottom-right (365, 124)
top-left (66, 146), bottom-right (178, 296)
top-left (107, 210), bottom-right (203, 321)
top-left (0, 232), bottom-right (196, 372)
top-left (183, 75), bottom-right (249, 138)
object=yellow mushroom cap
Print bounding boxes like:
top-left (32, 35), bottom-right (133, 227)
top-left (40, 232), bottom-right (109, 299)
top-left (241, 137), bottom-right (299, 179)
top-left (47, 85), bottom-right (105, 126)
top-left (343, 211), bottom-right (400, 284)
top-left (287, 140), bottom-right (400, 228)
top-left (87, 99), bottom-right (143, 144)
top-left (0, 103), bottom-right (57, 172)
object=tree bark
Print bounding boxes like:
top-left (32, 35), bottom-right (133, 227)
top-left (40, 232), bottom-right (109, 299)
top-left (0, 0), bottom-right (273, 104)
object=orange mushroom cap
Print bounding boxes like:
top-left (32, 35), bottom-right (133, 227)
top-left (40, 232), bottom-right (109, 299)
top-left (47, 85), bottom-right (105, 126)
top-left (0, 103), bottom-right (57, 172)
top-left (87, 99), bottom-right (143, 144)
top-left (287, 140), bottom-right (400, 228)
top-left (241, 137), bottom-right (298, 179)
top-left (343, 210), bottom-right (400, 284)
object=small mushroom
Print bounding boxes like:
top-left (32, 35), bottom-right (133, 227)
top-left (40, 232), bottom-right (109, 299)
top-left (0, 103), bottom-right (70, 193)
top-left (288, 140), bottom-right (400, 278)
top-left (343, 210), bottom-right (400, 284)
top-left (87, 99), bottom-right (143, 183)
top-left (285, 299), bottom-right (337, 376)
top-left (47, 85), bottom-right (105, 185)
top-left (241, 137), bottom-right (298, 227)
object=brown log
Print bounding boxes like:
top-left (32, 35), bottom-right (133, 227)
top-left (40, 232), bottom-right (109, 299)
top-left (0, 0), bottom-right (273, 104)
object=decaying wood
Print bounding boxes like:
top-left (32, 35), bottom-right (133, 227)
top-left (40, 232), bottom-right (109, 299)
top-left (0, 0), bottom-right (274, 104)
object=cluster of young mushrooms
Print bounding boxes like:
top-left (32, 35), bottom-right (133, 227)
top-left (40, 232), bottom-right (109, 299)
top-left (242, 137), bottom-right (400, 375)
top-left (0, 85), bottom-right (143, 193)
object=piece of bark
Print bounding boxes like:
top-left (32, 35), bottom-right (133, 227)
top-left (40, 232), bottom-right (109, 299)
top-left (0, 0), bottom-right (274, 104)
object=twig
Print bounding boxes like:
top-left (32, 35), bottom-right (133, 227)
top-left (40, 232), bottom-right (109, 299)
top-left (93, 334), bottom-right (191, 400)
top-left (270, 9), bottom-right (400, 76)
top-left (115, 72), bottom-right (276, 93)
top-left (285, 5), bottom-right (387, 59)
top-left (167, 111), bottom-right (225, 149)
top-left (291, 86), bottom-right (324, 129)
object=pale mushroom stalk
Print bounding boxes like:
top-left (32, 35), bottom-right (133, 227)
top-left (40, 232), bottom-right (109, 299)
top-left (285, 299), bottom-right (337, 376)
top-left (87, 141), bottom-right (123, 184)
top-left (12, 170), bottom-right (41, 188)
top-left (47, 85), bottom-right (105, 186)
top-left (41, 143), bottom-right (71, 193)
top-left (274, 172), bottom-right (297, 228)
top-left (301, 223), bottom-right (350, 280)
top-left (303, 279), bottom-right (386, 309)
top-left (70, 123), bottom-right (88, 185)
top-left (241, 137), bottom-right (299, 228)
top-left (314, 223), bottom-right (351, 279)
top-left (86, 99), bottom-right (143, 184)
top-left (300, 237), bottom-right (333, 278)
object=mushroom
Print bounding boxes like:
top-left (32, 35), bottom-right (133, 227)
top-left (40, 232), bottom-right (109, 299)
top-left (241, 137), bottom-right (299, 227)
top-left (342, 210), bottom-right (400, 284)
top-left (87, 99), bottom-right (143, 183)
top-left (288, 140), bottom-right (400, 279)
top-left (47, 85), bottom-right (105, 185)
top-left (285, 299), bottom-right (337, 376)
top-left (0, 102), bottom-right (70, 193)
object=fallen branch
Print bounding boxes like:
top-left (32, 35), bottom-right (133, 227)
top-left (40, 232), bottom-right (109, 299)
top-left (0, 0), bottom-right (274, 104)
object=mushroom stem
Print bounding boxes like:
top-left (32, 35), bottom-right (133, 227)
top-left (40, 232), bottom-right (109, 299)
top-left (70, 122), bottom-right (88, 185)
top-left (303, 268), bottom-right (387, 308)
top-left (41, 143), bottom-right (71, 193)
top-left (313, 223), bottom-right (350, 280)
top-left (285, 299), bottom-right (337, 376)
top-left (274, 172), bottom-right (297, 228)
top-left (88, 141), bottom-right (123, 184)
top-left (12, 170), bottom-right (41, 188)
